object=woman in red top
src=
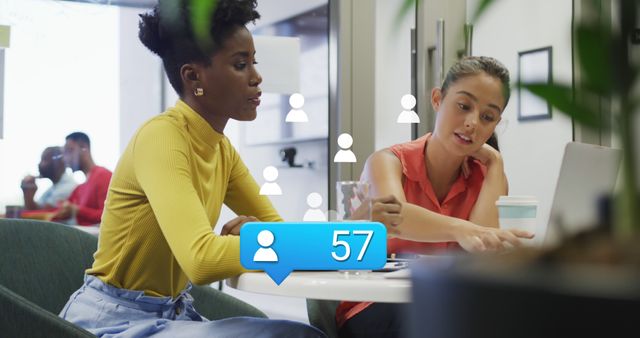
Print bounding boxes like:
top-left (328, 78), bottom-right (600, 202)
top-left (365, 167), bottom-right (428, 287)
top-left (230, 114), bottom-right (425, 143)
top-left (337, 56), bottom-right (533, 338)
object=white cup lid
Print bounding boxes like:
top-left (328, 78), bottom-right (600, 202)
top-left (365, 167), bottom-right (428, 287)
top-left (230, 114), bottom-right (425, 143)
top-left (495, 195), bottom-right (538, 206)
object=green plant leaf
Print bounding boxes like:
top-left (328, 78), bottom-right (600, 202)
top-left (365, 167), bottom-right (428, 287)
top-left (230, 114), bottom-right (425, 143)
top-left (191, 0), bottom-right (218, 52)
top-left (575, 24), bottom-right (612, 94)
top-left (393, 0), bottom-right (421, 29)
top-left (470, 0), bottom-right (498, 23)
top-left (521, 83), bottom-right (606, 130)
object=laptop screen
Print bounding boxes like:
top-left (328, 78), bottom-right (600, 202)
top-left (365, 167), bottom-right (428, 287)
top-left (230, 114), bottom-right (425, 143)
top-left (544, 142), bottom-right (621, 246)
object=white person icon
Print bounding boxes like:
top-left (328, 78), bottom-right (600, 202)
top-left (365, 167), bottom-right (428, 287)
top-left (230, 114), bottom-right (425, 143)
top-left (253, 230), bottom-right (278, 262)
top-left (303, 192), bottom-right (327, 221)
top-left (396, 94), bottom-right (420, 124)
top-left (285, 93), bottom-right (309, 123)
top-left (333, 133), bottom-right (357, 163)
top-left (259, 166), bottom-right (282, 196)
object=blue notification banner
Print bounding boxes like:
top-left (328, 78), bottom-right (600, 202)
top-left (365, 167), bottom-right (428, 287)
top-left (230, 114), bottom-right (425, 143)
top-left (240, 222), bottom-right (387, 285)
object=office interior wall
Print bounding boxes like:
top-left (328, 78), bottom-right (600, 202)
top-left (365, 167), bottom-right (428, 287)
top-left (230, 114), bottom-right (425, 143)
top-left (328, 0), bottom-right (377, 189)
top-left (0, 23), bottom-right (6, 139)
top-left (373, 0), bottom-right (413, 151)
top-left (0, 0), bottom-right (120, 211)
top-left (348, 0), bottom-right (376, 182)
top-left (118, 6), bottom-right (162, 154)
top-left (468, 0), bottom-right (574, 241)
top-left (416, 0), bottom-right (468, 138)
top-left (329, 0), bottom-right (377, 214)
top-left (0, 49), bottom-right (4, 139)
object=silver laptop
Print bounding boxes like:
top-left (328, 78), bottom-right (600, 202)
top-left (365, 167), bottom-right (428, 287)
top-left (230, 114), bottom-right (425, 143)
top-left (544, 142), bottom-right (621, 246)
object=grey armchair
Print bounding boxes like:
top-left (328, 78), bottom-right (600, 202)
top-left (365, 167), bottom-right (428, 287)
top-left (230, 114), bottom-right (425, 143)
top-left (306, 299), bottom-right (339, 338)
top-left (0, 219), bottom-right (266, 338)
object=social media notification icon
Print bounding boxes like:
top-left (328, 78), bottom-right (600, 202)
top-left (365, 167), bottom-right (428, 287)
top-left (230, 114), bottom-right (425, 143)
top-left (240, 222), bottom-right (387, 284)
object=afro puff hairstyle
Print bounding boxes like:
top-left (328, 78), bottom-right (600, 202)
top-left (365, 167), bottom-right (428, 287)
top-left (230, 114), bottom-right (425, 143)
top-left (139, 0), bottom-right (260, 95)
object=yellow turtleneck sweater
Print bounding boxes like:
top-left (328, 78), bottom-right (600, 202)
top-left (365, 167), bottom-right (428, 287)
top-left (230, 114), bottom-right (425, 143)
top-left (87, 100), bottom-right (282, 297)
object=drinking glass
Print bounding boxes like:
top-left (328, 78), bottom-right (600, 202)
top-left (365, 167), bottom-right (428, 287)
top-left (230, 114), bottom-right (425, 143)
top-left (336, 181), bottom-right (371, 221)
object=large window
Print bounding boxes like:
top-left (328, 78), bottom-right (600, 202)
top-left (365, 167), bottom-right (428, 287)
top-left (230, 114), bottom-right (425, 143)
top-left (0, 0), bottom-right (120, 210)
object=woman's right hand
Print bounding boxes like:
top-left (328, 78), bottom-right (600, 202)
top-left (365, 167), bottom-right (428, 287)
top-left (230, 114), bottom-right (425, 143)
top-left (21, 175), bottom-right (37, 193)
top-left (370, 195), bottom-right (403, 233)
top-left (349, 194), bottom-right (403, 231)
top-left (220, 216), bottom-right (259, 236)
top-left (453, 221), bottom-right (534, 252)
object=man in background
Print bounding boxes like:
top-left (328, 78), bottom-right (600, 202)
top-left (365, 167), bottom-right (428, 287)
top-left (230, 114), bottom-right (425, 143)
top-left (53, 132), bottom-right (112, 226)
top-left (21, 146), bottom-right (77, 210)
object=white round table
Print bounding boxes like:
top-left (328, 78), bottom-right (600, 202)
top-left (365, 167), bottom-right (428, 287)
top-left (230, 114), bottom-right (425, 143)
top-left (226, 271), bottom-right (411, 303)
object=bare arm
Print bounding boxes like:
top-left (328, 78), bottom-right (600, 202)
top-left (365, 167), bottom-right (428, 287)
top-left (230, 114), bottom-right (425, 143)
top-left (468, 144), bottom-right (509, 228)
top-left (362, 150), bottom-right (471, 242)
top-left (21, 176), bottom-right (40, 210)
top-left (362, 150), bottom-right (530, 252)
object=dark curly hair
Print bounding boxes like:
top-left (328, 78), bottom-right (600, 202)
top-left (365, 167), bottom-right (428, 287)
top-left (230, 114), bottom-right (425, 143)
top-left (138, 0), bottom-right (260, 95)
top-left (66, 132), bottom-right (91, 149)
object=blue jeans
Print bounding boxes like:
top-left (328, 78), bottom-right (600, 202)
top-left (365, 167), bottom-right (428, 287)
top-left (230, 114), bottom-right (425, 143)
top-left (59, 275), bottom-right (325, 338)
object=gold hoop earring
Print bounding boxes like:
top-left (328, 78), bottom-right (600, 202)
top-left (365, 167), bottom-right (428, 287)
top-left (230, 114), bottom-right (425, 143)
top-left (194, 87), bottom-right (204, 96)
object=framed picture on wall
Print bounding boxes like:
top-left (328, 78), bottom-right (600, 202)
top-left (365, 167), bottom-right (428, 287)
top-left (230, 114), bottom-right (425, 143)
top-left (518, 46), bottom-right (552, 121)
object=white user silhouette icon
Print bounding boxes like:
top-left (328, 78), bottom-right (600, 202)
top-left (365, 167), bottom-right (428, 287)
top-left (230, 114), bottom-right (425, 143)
top-left (396, 94), bottom-right (420, 124)
top-left (259, 166), bottom-right (282, 195)
top-left (303, 192), bottom-right (327, 221)
top-left (253, 230), bottom-right (278, 262)
top-left (333, 133), bottom-right (357, 163)
top-left (285, 93), bottom-right (309, 123)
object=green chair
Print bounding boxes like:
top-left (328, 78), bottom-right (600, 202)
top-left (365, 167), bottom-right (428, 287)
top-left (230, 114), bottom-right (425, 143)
top-left (0, 219), bottom-right (266, 338)
top-left (306, 299), bottom-right (340, 338)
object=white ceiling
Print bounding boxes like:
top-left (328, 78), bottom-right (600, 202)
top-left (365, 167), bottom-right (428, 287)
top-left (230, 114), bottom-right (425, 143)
top-left (65, 0), bottom-right (156, 8)
top-left (65, 0), bottom-right (328, 28)
top-left (66, 0), bottom-right (328, 19)
top-left (252, 0), bottom-right (328, 30)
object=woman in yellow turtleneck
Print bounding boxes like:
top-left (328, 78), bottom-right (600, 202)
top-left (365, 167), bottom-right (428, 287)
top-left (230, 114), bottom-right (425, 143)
top-left (58, 1), bottom-right (402, 337)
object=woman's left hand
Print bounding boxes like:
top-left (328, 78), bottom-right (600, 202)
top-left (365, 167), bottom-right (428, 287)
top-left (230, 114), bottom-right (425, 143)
top-left (462, 144), bottom-right (502, 178)
top-left (221, 215), bottom-right (259, 236)
top-left (470, 143), bottom-right (501, 166)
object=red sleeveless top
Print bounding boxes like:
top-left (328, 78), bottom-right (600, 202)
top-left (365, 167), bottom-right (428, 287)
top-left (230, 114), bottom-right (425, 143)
top-left (336, 133), bottom-right (487, 327)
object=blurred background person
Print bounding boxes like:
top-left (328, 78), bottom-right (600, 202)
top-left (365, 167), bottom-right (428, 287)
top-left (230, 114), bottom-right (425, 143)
top-left (21, 146), bottom-right (77, 210)
top-left (53, 132), bottom-right (112, 226)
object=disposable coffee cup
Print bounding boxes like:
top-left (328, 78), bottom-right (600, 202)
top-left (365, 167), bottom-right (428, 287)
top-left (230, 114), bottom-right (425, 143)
top-left (496, 196), bottom-right (538, 246)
